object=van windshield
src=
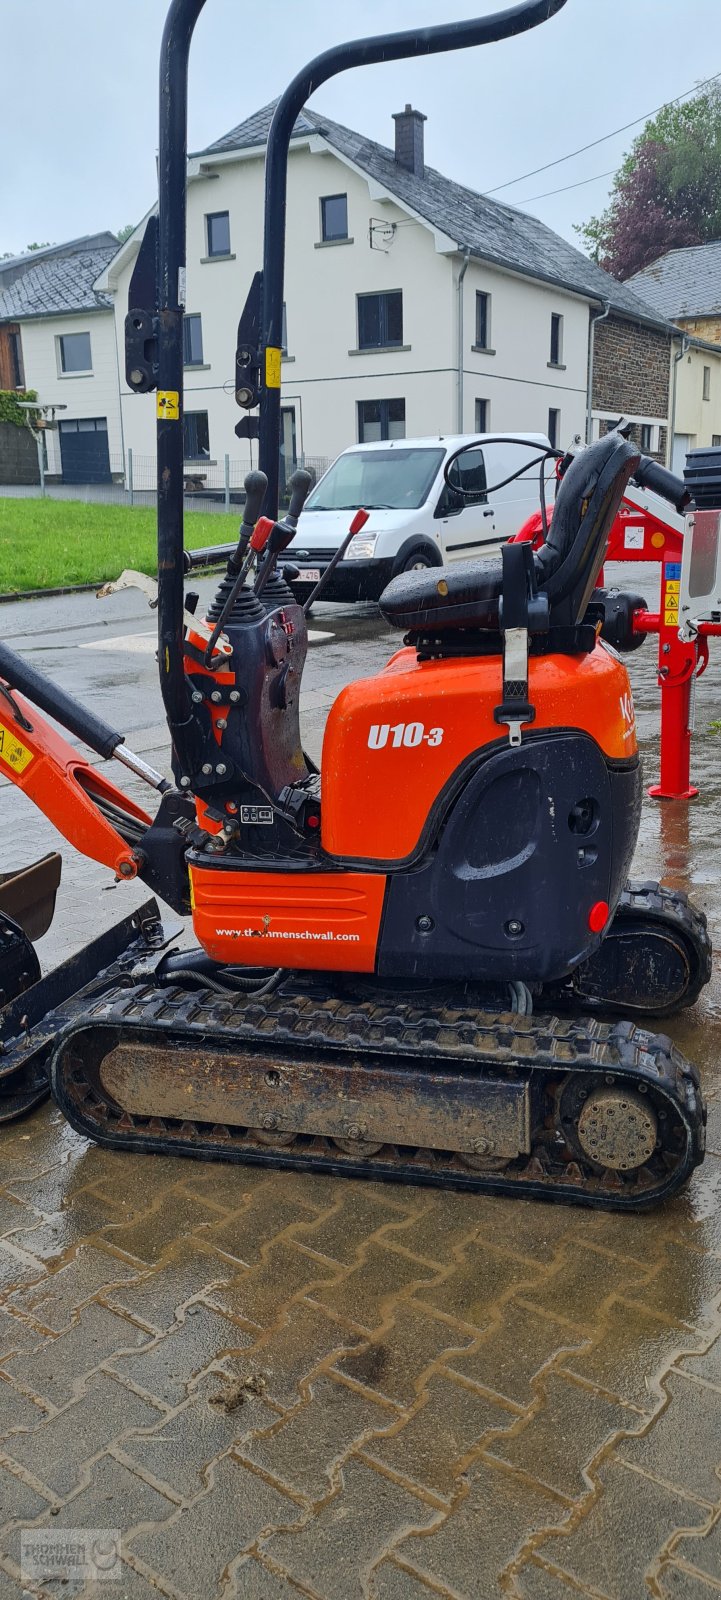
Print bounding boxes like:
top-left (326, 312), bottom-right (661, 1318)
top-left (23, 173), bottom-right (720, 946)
top-left (305, 447), bottom-right (445, 512)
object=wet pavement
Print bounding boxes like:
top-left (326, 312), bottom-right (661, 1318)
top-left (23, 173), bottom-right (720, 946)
top-left (0, 565), bottom-right (721, 1599)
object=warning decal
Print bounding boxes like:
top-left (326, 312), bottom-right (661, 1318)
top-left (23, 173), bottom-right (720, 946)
top-left (664, 573), bottom-right (681, 628)
top-left (157, 390), bottom-right (180, 420)
top-left (0, 723), bottom-right (34, 774)
top-left (265, 347), bottom-right (282, 389)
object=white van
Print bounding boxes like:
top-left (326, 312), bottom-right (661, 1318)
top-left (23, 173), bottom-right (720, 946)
top-left (286, 432), bottom-right (550, 605)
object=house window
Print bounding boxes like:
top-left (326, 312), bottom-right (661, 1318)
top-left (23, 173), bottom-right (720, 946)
top-left (547, 408), bottom-right (560, 449)
top-left (640, 423), bottom-right (653, 451)
top-left (713, 435), bottom-right (721, 447)
top-left (183, 411), bottom-right (210, 459)
top-left (9, 331), bottom-right (23, 387)
top-left (58, 332), bottom-right (92, 373)
top-left (475, 292), bottom-right (491, 350)
top-left (320, 194), bottom-right (348, 242)
top-left (183, 314), bottom-right (204, 366)
top-left (357, 398), bottom-right (406, 442)
top-left (206, 211), bottom-right (231, 258)
top-left (475, 398), bottom-right (489, 434)
top-left (703, 365), bottom-right (711, 401)
top-left (550, 314), bottom-right (564, 366)
top-left (357, 291), bottom-right (403, 350)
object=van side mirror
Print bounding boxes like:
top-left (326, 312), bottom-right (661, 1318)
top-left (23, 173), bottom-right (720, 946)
top-left (435, 483), bottom-right (464, 518)
top-left (446, 447), bottom-right (489, 505)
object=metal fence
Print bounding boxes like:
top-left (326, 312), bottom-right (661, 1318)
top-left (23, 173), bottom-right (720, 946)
top-left (0, 450), bottom-right (331, 513)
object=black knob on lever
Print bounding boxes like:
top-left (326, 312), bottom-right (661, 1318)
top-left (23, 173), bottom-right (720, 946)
top-left (228, 469), bottom-right (268, 574)
top-left (285, 469), bottom-right (313, 529)
top-left (242, 469), bottom-right (268, 527)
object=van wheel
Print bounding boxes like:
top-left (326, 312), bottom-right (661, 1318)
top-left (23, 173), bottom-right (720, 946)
top-left (397, 545), bottom-right (436, 573)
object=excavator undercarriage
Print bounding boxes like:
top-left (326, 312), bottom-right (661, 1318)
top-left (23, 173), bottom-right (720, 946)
top-left (0, 882), bottom-right (709, 1209)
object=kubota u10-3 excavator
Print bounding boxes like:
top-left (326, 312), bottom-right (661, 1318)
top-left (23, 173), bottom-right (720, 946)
top-left (0, 0), bottom-right (713, 1208)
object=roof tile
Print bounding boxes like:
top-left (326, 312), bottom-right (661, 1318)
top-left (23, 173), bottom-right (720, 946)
top-left (0, 236), bottom-right (117, 321)
top-left (627, 243), bottom-right (721, 319)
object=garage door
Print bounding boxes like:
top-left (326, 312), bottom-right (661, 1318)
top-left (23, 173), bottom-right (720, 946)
top-left (59, 418), bottom-right (111, 484)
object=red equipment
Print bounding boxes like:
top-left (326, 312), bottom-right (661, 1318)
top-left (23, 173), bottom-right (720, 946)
top-left (514, 459), bottom-right (721, 800)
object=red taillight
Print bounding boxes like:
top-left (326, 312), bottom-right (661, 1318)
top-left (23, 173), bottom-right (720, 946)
top-left (588, 900), bottom-right (610, 933)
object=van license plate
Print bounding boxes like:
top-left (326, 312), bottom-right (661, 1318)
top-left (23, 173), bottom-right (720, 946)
top-left (297, 568), bottom-right (321, 582)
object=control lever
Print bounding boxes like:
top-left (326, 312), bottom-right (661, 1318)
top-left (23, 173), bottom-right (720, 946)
top-left (202, 512), bottom-right (274, 666)
top-left (227, 470), bottom-right (268, 573)
top-left (285, 468), bottom-right (314, 529)
top-left (303, 509), bottom-right (369, 614)
top-left (253, 469), bottom-right (313, 599)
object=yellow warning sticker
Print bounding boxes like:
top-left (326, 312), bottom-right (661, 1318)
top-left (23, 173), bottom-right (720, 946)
top-left (0, 722), bottom-right (34, 774)
top-left (265, 347), bottom-right (282, 390)
top-left (664, 594), bottom-right (679, 612)
top-left (157, 390), bottom-right (180, 420)
top-left (664, 611), bottom-right (681, 626)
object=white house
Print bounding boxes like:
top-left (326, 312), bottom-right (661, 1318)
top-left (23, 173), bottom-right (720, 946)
top-left (0, 235), bottom-right (123, 482)
top-left (3, 109), bottom-right (674, 490)
top-left (95, 102), bottom-right (670, 486)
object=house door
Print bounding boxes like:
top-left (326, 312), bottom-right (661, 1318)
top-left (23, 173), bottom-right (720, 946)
top-left (59, 418), bottom-right (111, 484)
top-left (671, 434), bottom-right (693, 476)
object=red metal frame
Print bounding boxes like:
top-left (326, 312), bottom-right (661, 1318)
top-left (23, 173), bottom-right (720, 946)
top-left (514, 487), bottom-right (717, 801)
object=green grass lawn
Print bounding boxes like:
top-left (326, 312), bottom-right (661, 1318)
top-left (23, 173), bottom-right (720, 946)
top-left (0, 498), bottom-right (239, 592)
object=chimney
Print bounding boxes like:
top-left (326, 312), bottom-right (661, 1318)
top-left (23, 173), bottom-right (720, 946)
top-left (392, 105), bottom-right (427, 177)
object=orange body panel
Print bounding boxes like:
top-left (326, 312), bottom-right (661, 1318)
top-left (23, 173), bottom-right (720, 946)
top-left (0, 691), bottom-right (152, 876)
top-left (321, 642), bottom-right (637, 862)
top-left (190, 866), bottom-right (386, 971)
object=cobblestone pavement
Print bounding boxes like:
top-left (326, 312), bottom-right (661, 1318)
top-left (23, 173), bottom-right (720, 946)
top-left (0, 570), bottom-right (720, 1599)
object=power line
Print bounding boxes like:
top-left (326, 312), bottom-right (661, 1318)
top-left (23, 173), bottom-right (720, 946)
top-left (517, 167), bottom-right (617, 205)
top-left (485, 70), bottom-right (721, 197)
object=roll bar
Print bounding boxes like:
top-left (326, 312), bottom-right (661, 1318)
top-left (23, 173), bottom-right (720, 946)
top-left (151, 0), bottom-right (569, 779)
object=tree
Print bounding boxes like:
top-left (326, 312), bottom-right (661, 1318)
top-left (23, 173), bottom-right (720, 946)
top-left (577, 83), bottom-right (721, 280)
top-left (0, 241), bottom-right (52, 260)
top-left (116, 224), bottom-right (135, 243)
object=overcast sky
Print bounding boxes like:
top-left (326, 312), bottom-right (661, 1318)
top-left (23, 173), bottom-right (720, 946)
top-left (2, 0), bottom-right (718, 259)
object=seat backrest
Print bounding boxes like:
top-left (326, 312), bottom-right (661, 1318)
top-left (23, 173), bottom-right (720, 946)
top-left (378, 430), bottom-right (640, 635)
top-left (533, 432), bottom-right (640, 627)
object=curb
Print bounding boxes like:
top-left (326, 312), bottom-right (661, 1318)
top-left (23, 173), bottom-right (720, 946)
top-left (0, 582), bottom-right (100, 604)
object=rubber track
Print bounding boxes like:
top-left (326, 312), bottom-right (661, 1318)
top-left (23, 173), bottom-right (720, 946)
top-left (548, 879), bottom-right (713, 1017)
top-left (616, 880), bottom-right (712, 1007)
top-left (51, 978), bottom-right (706, 1211)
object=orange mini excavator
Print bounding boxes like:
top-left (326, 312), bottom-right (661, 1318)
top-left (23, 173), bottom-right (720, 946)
top-left (0, 0), bottom-right (711, 1208)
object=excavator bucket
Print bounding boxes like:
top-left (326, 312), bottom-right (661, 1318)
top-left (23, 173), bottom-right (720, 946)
top-left (0, 852), bottom-right (62, 943)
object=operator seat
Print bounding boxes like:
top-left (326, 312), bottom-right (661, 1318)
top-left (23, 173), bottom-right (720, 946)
top-left (379, 431), bottom-right (640, 633)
